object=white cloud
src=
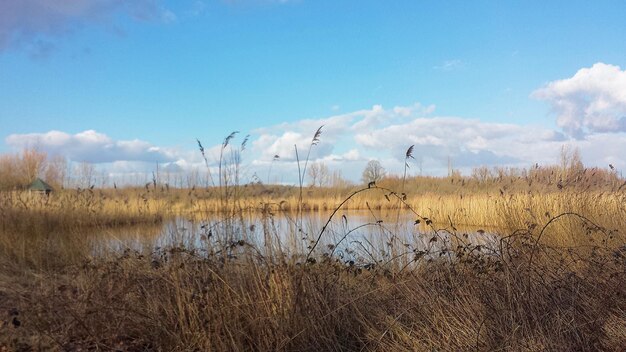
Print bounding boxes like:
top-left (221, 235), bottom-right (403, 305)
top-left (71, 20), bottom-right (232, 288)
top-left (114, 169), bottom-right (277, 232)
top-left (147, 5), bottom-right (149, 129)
top-left (5, 129), bottom-right (178, 163)
top-left (249, 99), bottom-right (626, 178)
top-left (249, 102), bottom-right (585, 178)
top-left (0, 0), bottom-right (173, 54)
top-left (342, 149), bottom-right (360, 161)
top-left (353, 117), bottom-right (533, 170)
top-left (262, 131), bottom-right (304, 161)
top-left (252, 104), bottom-right (391, 162)
top-left (6, 94), bottom-right (626, 184)
top-left (532, 62), bottom-right (626, 138)
top-left (393, 102), bottom-right (436, 117)
top-left (252, 103), bottom-right (435, 163)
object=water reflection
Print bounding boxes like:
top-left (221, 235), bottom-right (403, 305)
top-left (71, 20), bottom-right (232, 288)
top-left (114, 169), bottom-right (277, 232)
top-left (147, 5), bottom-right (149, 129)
top-left (92, 210), bottom-right (502, 261)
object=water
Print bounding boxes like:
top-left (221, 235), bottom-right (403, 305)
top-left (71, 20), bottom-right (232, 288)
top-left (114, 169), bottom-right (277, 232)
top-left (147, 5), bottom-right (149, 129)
top-left (92, 210), bottom-right (502, 262)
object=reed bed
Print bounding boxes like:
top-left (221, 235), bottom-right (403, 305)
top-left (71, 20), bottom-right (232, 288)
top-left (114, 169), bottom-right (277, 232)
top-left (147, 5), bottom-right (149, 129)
top-left (185, 190), bottom-right (626, 245)
top-left (1, 135), bottom-right (625, 350)
top-left (1, 183), bottom-right (625, 350)
top-left (0, 190), bottom-right (165, 233)
top-left (1, 222), bottom-right (624, 351)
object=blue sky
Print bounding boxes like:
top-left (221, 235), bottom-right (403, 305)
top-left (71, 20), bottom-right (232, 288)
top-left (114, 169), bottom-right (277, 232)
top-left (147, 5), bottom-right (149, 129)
top-left (1, 0), bottom-right (626, 184)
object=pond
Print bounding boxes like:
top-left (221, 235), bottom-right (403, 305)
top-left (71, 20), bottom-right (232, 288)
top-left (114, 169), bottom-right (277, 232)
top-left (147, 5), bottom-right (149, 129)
top-left (92, 209), bottom-right (503, 262)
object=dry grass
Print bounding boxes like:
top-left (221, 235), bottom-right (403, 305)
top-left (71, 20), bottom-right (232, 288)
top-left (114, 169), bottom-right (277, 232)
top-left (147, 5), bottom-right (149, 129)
top-left (0, 190), bottom-right (165, 233)
top-left (1, 228), bottom-right (624, 351)
top-left (185, 189), bottom-right (626, 247)
top-left (1, 158), bottom-right (625, 350)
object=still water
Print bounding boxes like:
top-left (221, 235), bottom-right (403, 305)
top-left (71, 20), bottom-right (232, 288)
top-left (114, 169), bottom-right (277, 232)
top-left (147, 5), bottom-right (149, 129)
top-left (93, 210), bottom-right (502, 261)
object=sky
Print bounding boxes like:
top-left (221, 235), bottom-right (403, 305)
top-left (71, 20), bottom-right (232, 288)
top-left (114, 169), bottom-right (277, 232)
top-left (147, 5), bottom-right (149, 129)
top-left (1, 0), bottom-right (626, 184)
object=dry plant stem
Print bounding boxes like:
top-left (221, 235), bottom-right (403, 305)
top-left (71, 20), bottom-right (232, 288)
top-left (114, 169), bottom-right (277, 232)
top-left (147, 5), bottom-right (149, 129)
top-left (526, 211), bottom-right (609, 292)
top-left (1, 139), bottom-right (625, 351)
top-left (294, 144), bottom-right (304, 238)
top-left (300, 126), bottom-right (323, 189)
top-left (329, 222), bottom-right (390, 258)
top-left (306, 185), bottom-right (427, 260)
top-left (196, 138), bottom-right (215, 187)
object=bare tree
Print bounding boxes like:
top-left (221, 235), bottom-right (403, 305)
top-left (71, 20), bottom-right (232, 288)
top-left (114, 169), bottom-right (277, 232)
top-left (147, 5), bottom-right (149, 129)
top-left (20, 147), bottom-right (47, 184)
top-left (307, 161), bottom-right (329, 187)
top-left (330, 169), bottom-right (352, 188)
top-left (76, 161), bottom-right (95, 188)
top-left (559, 145), bottom-right (583, 178)
top-left (44, 155), bottom-right (67, 188)
top-left (0, 153), bottom-right (20, 189)
top-left (361, 160), bottom-right (386, 184)
top-left (471, 166), bottom-right (493, 183)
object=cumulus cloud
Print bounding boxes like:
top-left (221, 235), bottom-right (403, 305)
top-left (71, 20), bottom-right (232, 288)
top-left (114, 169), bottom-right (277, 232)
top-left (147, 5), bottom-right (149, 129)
top-left (532, 63), bottom-right (626, 138)
top-left (5, 129), bottom-right (178, 163)
top-left (353, 117), bottom-right (538, 170)
top-left (251, 131), bottom-right (334, 162)
top-left (252, 103), bottom-right (438, 163)
top-left (249, 99), bottom-right (626, 178)
top-left (6, 97), bottom-right (626, 184)
top-left (0, 0), bottom-right (174, 53)
top-left (251, 105), bottom-right (478, 176)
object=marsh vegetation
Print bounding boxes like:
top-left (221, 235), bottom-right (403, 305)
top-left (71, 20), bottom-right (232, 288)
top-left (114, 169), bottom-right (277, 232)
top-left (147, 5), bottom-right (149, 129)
top-left (0, 136), bottom-right (625, 351)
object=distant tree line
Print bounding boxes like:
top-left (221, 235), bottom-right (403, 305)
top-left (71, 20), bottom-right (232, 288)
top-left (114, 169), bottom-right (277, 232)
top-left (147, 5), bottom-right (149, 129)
top-left (0, 145), bottom-right (621, 192)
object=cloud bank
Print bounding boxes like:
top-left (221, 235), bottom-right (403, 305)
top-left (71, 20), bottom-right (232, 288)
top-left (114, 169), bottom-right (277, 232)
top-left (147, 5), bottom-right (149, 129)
top-left (532, 63), bottom-right (626, 138)
top-left (5, 130), bottom-right (178, 163)
top-left (4, 62), bottom-right (626, 183)
top-left (251, 103), bottom-right (578, 179)
top-left (5, 109), bottom-right (626, 184)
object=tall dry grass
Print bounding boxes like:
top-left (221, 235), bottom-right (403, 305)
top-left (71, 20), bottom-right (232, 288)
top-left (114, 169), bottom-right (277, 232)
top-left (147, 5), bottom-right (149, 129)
top-left (0, 189), bottom-right (166, 232)
top-left (1, 176), bottom-right (625, 350)
top-left (1, 138), bottom-right (625, 350)
top-left (183, 189), bottom-right (626, 247)
top-left (1, 225), bottom-right (624, 350)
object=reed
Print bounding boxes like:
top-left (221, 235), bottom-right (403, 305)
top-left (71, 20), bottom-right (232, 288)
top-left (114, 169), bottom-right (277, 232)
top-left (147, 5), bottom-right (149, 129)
top-left (1, 227), bottom-right (624, 350)
top-left (183, 190), bottom-right (626, 245)
top-left (0, 189), bottom-right (165, 233)
top-left (0, 135), bottom-right (624, 350)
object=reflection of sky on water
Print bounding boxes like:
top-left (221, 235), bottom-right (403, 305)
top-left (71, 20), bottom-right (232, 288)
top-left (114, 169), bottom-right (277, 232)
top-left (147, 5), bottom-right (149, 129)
top-left (92, 210), bottom-right (502, 261)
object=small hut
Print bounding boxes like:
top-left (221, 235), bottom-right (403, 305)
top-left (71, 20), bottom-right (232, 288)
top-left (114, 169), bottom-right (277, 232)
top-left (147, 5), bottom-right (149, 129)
top-left (28, 178), bottom-right (54, 195)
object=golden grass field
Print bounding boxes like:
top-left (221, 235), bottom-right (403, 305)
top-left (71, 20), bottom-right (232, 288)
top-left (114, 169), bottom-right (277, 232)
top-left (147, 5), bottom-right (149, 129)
top-left (1, 168), bottom-right (625, 350)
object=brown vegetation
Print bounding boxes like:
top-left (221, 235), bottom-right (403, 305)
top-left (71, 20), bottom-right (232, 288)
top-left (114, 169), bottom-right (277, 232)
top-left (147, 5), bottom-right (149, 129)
top-left (0, 216), bottom-right (624, 350)
top-left (0, 148), bottom-right (66, 190)
top-left (0, 141), bottom-right (625, 350)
